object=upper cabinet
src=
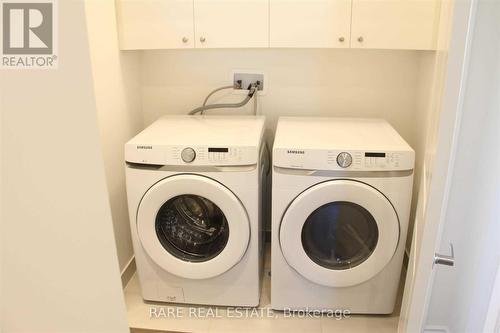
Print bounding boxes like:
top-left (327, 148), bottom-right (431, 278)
top-left (194, 0), bottom-right (269, 48)
top-left (270, 0), bottom-right (351, 48)
top-left (350, 0), bottom-right (441, 50)
top-left (116, 0), bottom-right (441, 50)
top-left (116, 0), bottom-right (195, 49)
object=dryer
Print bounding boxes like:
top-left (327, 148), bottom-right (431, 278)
top-left (126, 115), bottom-right (267, 306)
top-left (271, 117), bottom-right (414, 314)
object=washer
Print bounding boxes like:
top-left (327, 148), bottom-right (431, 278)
top-left (271, 117), bottom-right (414, 314)
top-left (126, 115), bottom-right (267, 306)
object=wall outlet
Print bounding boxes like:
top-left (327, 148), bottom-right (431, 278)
top-left (232, 70), bottom-right (266, 95)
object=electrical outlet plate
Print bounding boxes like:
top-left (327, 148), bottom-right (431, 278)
top-left (231, 70), bottom-right (266, 95)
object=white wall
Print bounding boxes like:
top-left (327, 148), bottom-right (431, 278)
top-left (140, 48), bottom-right (429, 235)
top-left (405, 0), bottom-right (457, 249)
top-left (0, 1), bottom-right (128, 332)
top-left (425, 0), bottom-right (500, 330)
top-left (406, 51), bottom-right (437, 249)
top-left (85, 0), bottom-right (143, 273)
top-left (140, 49), bottom-right (421, 146)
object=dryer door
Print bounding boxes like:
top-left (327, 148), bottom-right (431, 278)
top-left (280, 179), bottom-right (399, 287)
top-left (137, 174), bottom-right (250, 279)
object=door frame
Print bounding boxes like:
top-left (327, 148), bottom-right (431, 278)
top-left (398, 0), bottom-right (478, 331)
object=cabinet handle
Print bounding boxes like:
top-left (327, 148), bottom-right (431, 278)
top-left (200, 37), bottom-right (206, 43)
top-left (338, 37), bottom-right (345, 42)
top-left (357, 36), bottom-right (364, 42)
top-left (182, 37), bottom-right (189, 43)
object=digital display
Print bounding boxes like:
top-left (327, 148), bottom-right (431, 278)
top-left (365, 152), bottom-right (386, 158)
top-left (208, 148), bottom-right (229, 153)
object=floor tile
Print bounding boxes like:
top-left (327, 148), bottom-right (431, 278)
top-left (209, 310), bottom-right (322, 333)
top-left (123, 248), bottom-right (404, 333)
top-left (320, 315), bottom-right (398, 333)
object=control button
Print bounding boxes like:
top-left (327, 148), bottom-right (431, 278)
top-left (337, 152), bottom-right (352, 168)
top-left (181, 147), bottom-right (196, 163)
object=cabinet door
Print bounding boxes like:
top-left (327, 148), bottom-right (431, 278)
top-left (351, 0), bottom-right (440, 50)
top-left (270, 0), bottom-right (351, 48)
top-left (116, 0), bottom-right (194, 49)
top-left (194, 0), bottom-right (269, 48)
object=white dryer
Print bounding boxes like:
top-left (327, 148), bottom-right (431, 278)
top-left (126, 115), bottom-right (267, 306)
top-left (271, 117), bottom-right (414, 314)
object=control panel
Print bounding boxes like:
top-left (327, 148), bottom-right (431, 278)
top-left (173, 146), bottom-right (246, 165)
top-left (273, 148), bottom-right (414, 171)
top-left (125, 143), bottom-right (258, 166)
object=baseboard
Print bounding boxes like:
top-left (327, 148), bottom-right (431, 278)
top-left (423, 325), bottom-right (450, 333)
top-left (121, 256), bottom-right (136, 288)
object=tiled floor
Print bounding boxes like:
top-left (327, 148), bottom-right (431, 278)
top-left (124, 247), bottom-right (402, 333)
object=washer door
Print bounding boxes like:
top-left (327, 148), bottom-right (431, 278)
top-left (280, 180), bottom-right (399, 287)
top-left (137, 174), bottom-right (250, 279)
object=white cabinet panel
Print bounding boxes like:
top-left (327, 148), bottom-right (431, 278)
top-left (117, 0), bottom-right (194, 49)
top-left (351, 0), bottom-right (441, 50)
top-left (194, 0), bottom-right (269, 48)
top-left (116, 0), bottom-right (441, 50)
top-left (270, 0), bottom-right (351, 48)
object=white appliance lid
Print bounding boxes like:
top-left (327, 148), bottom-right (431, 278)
top-left (127, 115), bottom-right (265, 147)
top-left (273, 117), bottom-right (413, 152)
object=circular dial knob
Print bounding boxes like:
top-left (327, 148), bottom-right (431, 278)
top-left (337, 152), bottom-right (352, 168)
top-left (181, 147), bottom-right (196, 163)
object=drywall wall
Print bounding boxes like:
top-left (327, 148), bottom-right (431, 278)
top-left (140, 48), bottom-right (428, 235)
top-left (0, 1), bottom-right (128, 332)
top-left (405, 51), bottom-right (438, 250)
top-left (425, 0), bottom-right (500, 330)
top-left (140, 49), bottom-right (422, 151)
top-left (85, 0), bottom-right (143, 274)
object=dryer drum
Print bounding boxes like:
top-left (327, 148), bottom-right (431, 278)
top-left (155, 195), bottom-right (230, 262)
top-left (301, 201), bottom-right (379, 270)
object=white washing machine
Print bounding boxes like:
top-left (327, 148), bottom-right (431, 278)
top-left (125, 115), bottom-right (267, 306)
top-left (271, 117), bottom-right (414, 314)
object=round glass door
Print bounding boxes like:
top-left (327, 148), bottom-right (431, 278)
top-left (137, 174), bottom-right (250, 280)
top-left (302, 201), bottom-right (379, 270)
top-left (155, 195), bottom-right (229, 262)
top-left (280, 180), bottom-right (399, 287)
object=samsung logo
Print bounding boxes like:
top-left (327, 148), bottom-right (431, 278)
top-left (137, 145), bottom-right (153, 150)
top-left (287, 150), bottom-right (305, 155)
